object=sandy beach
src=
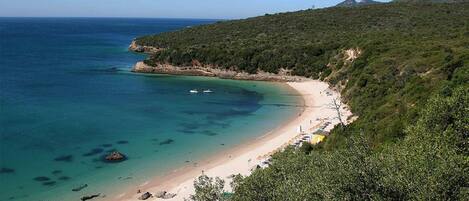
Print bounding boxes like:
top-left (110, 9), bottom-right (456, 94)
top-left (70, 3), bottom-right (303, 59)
top-left (114, 80), bottom-right (352, 201)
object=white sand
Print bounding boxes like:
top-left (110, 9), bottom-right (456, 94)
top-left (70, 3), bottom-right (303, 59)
top-left (115, 80), bottom-right (352, 201)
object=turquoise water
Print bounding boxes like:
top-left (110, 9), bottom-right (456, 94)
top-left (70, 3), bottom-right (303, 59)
top-left (0, 18), bottom-right (301, 201)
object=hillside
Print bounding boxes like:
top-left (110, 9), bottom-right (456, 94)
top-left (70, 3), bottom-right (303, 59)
top-left (134, 2), bottom-right (468, 200)
top-left (136, 2), bottom-right (468, 147)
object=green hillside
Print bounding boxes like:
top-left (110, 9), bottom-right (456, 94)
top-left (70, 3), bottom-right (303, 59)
top-left (137, 2), bottom-right (468, 147)
top-left (135, 1), bottom-right (469, 200)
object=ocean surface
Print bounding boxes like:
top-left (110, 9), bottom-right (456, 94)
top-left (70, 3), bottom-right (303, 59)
top-left (0, 18), bottom-right (301, 201)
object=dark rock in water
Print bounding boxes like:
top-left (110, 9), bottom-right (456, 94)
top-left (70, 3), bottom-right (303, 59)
top-left (54, 155), bottom-right (73, 162)
top-left (138, 192), bottom-right (152, 200)
top-left (159, 139), bottom-right (174, 145)
top-left (83, 148), bottom-right (104, 157)
top-left (202, 130), bottom-right (218, 136)
top-left (33, 176), bottom-right (50, 181)
top-left (116, 140), bottom-right (129, 144)
top-left (104, 151), bottom-right (126, 163)
top-left (51, 170), bottom-right (62, 175)
top-left (81, 194), bottom-right (100, 201)
top-left (101, 144), bottom-right (113, 148)
top-left (95, 166), bottom-right (103, 169)
top-left (0, 167), bottom-right (15, 174)
top-left (42, 181), bottom-right (56, 186)
top-left (58, 176), bottom-right (71, 181)
top-left (72, 184), bottom-right (88, 192)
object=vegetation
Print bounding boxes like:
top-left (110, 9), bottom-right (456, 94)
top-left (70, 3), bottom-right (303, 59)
top-left (193, 87), bottom-right (468, 200)
top-left (191, 174), bottom-right (226, 201)
top-left (137, 2), bottom-right (468, 148)
top-left (136, 1), bottom-right (469, 200)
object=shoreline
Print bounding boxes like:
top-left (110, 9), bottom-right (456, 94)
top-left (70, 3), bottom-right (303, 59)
top-left (111, 79), bottom-right (352, 201)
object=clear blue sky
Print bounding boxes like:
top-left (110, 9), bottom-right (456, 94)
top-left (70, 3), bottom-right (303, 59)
top-left (0, 0), bottom-right (391, 19)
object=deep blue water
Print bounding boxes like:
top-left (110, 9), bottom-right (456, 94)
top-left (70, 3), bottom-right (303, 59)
top-left (0, 18), bottom-right (301, 201)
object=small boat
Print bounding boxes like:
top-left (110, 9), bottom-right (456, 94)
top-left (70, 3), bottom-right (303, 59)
top-left (203, 89), bottom-right (213, 93)
top-left (189, 89), bottom-right (199, 93)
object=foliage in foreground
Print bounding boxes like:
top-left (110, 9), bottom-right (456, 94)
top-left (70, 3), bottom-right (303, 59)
top-left (192, 88), bottom-right (468, 200)
top-left (190, 174), bottom-right (226, 201)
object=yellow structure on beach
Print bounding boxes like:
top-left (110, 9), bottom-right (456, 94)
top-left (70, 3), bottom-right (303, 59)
top-left (310, 134), bottom-right (325, 145)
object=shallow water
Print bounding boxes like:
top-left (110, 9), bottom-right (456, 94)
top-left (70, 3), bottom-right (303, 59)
top-left (0, 18), bottom-right (301, 201)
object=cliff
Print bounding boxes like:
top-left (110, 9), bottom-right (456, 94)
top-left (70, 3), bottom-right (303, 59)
top-left (128, 40), bottom-right (164, 54)
top-left (131, 61), bottom-right (306, 82)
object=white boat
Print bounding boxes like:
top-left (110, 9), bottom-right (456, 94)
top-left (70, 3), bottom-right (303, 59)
top-left (189, 89), bottom-right (199, 93)
top-left (203, 89), bottom-right (213, 93)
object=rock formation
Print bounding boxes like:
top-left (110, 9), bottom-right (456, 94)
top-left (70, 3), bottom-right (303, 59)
top-left (138, 192), bottom-right (152, 200)
top-left (104, 151), bottom-right (126, 162)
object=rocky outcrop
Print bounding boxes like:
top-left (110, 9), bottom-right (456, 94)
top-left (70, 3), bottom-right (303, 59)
top-left (344, 48), bottom-right (362, 62)
top-left (132, 61), bottom-right (306, 82)
top-left (163, 193), bottom-right (177, 199)
top-left (81, 194), bottom-right (100, 201)
top-left (129, 40), bottom-right (164, 54)
top-left (104, 151), bottom-right (126, 162)
top-left (138, 192), bottom-right (152, 200)
top-left (154, 191), bottom-right (167, 198)
top-left (154, 191), bottom-right (177, 199)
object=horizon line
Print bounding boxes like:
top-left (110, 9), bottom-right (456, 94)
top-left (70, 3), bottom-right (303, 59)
top-left (0, 16), bottom-right (227, 21)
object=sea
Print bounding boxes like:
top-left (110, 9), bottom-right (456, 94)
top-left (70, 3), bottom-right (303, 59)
top-left (0, 18), bottom-right (301, 201)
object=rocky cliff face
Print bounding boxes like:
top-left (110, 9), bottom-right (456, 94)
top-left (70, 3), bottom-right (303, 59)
top-left (132, 61), bottom-right (306, 82)
top-left (128, 40), bottom-right (164, 54)
top-left (129, 40), bottom-right (307, 82)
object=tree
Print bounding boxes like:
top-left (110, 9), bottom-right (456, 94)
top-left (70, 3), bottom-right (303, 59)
top-left (190, 174), bottom-right (226, 201)
top-left (329, 97), bottom-right (345, 127)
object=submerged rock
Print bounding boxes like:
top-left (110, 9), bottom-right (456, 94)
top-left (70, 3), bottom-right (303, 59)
top-left (72, 184), bottom-right (88, 192)
top-left (42, 181), bottom-right (56, 186)
top-left (116, 140), bottom-right (129, 144)
top-left (138, 192), bottom-right (152, 200)
top-left (33, 176), bottom-right (50, 182)
top-left (54, 155), bottom-right (73, 162)
top-left (104, 151), bottom-right (126, 163)
top-left (159, 139), bottom-right (174, 145)
top-left (81, 193), bottom-right (100, 201)
top-left (0, 167), bottom-right (15, 174)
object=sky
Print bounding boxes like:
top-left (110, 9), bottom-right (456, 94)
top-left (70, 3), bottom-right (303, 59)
top-left (0, 0), bottom-right (392, 19)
